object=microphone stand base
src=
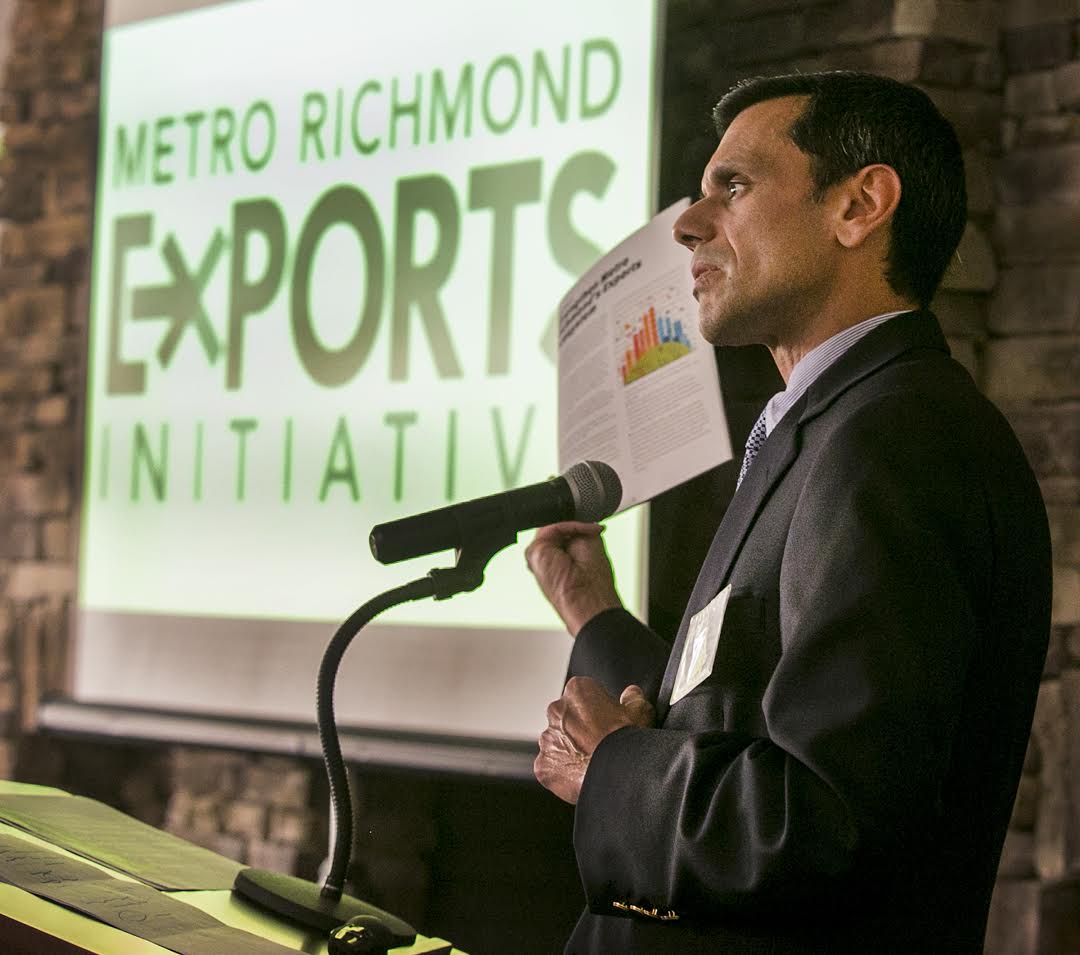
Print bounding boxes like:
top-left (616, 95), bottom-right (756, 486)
top-left (232, 867), bottom-right (416, 942)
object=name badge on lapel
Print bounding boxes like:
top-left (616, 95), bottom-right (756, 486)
top-left (669, 584), bottom-right (732, 706)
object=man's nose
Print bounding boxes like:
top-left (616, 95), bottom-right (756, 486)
top-left (673, 203), bottom-right (706, 250)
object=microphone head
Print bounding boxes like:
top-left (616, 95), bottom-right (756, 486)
top-left (565, 461), bottom-right (622, 522)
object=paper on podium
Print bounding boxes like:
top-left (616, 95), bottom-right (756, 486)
top-left (0, 791), bottom-right (242, 890)
top-left (0, 832), bottom-right (296, 954)
top-left (557, 200), bottom-right (731, 510)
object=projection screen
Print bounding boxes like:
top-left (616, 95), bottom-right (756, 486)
top-left (66, 0), bottom-right (662, 765)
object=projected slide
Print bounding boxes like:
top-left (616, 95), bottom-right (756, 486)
top-left (76, 0), bottom-right (659, 743)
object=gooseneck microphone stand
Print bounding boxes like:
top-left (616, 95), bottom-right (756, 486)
top-left (232, 525), bottom-right (517, 940)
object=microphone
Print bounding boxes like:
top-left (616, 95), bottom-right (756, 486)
top-left (369, 460), bottom-right (622, 565)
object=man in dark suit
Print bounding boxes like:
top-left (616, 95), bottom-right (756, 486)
top-left (526, 73), bottom-right (1052, 952)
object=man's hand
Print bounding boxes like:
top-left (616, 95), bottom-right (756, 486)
top-left (535, 677), bottom-right (656, 804)
top-left (525, 522), bottom-right (622, 636)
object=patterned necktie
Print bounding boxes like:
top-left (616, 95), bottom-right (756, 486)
top-left (736, 407), bottom-right (769, 490)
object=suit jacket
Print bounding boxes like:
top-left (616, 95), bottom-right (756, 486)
top-left (563, 310), bottom-right (1051, 953)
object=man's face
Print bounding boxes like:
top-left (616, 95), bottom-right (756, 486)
top-left (673, 96), bottom-right (839, 347)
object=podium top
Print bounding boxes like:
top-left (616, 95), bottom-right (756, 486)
top-left (0, 781), bottom-right (463, 955)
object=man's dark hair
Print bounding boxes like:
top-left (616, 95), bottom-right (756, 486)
top-left (714, 72), bottom-right (966, 309)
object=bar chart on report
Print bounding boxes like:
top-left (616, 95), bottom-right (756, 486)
top-left (616, 269), bottom-right (695, 386)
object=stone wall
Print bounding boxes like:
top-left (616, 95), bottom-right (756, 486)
top-left (0, 0), bottom-right (96, 793)
top-left (0, 1), bottom-right (1077, 951)
top-left (984, 2), bottom-right (1080, 951)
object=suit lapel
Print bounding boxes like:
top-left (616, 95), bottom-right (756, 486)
top-left (656, 403), bottom-right (803, 718)
top-left (655, 310), bottom-right (950, 721)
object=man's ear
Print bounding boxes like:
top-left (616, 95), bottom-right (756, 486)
top-left (834, 163), bottom-right (902, 250)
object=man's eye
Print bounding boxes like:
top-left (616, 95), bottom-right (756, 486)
top-left (727, 181), bottom-right (744, 199)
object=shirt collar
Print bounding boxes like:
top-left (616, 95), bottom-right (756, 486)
top-left (762, 310), bottom-right (911, 436)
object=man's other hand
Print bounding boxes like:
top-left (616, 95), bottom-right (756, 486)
top-left (525, 522), bottom-right (622, 636)
top-left (535, 678), bottom-right (656, 805)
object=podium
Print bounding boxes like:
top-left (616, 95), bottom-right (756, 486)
top-left (0, 781), bottom-right (461, 955)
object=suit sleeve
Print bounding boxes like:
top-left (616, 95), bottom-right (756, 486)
top-left (572, 394), bottom-right (986, 919)
top-left (568, 608), bottom-right (670, 703)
